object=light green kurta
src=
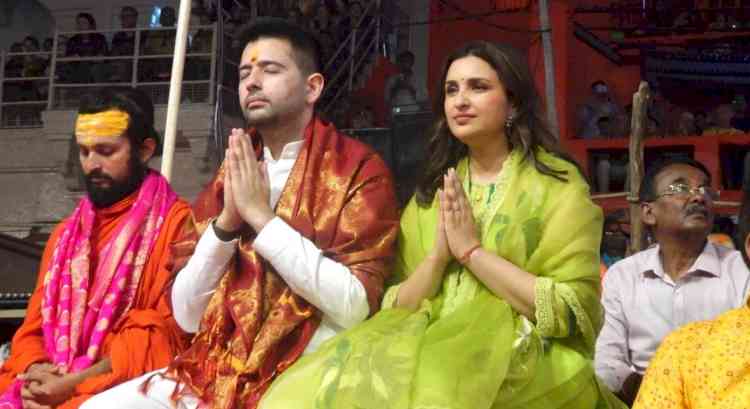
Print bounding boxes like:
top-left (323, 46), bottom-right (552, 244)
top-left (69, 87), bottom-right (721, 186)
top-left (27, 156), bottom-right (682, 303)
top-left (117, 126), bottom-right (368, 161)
top-left (259, 149), bottom-right (626, 409)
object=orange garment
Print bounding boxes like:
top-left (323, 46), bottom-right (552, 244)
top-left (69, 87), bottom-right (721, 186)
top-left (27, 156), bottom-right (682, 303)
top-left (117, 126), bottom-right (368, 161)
top-left (633, 303), bottom-right (750, 409)
top-left (0, 193), bottom-right (192, 408)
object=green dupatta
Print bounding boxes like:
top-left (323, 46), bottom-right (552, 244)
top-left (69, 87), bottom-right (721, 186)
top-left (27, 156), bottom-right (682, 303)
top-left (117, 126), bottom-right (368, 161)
top-left (259, 149), bottom-right (626, 409)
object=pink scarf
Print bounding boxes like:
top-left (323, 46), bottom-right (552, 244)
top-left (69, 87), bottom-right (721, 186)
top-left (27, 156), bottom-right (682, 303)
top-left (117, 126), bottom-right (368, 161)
top-left (0, 171), bottom-right (176, 408)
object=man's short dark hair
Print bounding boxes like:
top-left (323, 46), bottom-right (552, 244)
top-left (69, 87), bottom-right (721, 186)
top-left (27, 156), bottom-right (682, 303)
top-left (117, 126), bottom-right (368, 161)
top-left (236, 17), bottom-right (322, 75)
top-left (78, 87), bottom-right (161, 155)
top-left (639, 157), bottom-right (712, 202)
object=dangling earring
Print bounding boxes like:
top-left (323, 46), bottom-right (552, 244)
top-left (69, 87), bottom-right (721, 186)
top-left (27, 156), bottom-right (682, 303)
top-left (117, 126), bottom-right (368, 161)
top-left (505, 114), bottom-right (514, 130)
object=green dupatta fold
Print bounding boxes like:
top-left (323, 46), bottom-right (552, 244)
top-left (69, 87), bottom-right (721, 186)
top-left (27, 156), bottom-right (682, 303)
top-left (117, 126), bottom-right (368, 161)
top-left (258, 149), bottom-right (626, 409)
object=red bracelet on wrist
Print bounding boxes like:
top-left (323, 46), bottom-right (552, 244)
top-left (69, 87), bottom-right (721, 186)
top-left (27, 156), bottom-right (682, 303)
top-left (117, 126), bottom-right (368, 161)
top-left (458, 244), bottom-right (482, 265)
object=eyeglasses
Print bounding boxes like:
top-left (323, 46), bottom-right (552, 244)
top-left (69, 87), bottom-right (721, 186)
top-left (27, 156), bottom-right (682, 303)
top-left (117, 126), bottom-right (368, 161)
top-left (653, 183), bottom-right (720, 201)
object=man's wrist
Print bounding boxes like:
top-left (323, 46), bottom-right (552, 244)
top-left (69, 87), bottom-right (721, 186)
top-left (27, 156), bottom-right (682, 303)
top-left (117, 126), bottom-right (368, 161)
top-left (215, 211), bottom-right (242, 232)
top-left (213, 219), bottom-right (241, 241)
top-left (249, 210), bottom-right (275, 233)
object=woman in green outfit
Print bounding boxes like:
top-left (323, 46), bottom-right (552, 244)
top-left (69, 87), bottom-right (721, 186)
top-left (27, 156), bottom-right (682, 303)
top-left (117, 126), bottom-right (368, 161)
top-left (258, 41), bottom-right (626, 409)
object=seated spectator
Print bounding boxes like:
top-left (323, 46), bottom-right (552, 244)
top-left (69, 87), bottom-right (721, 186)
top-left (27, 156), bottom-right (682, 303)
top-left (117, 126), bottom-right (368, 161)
top-left (4, 43), bottom-right (24, 79)
top-left (185, 10), bottom-right (213, 81)
top-left (3, 39), bottom-right (43, 105)
top-left (384, 50), bottom-right (428, 119)
top-left (141, 7), bottom-right (177, 81)
top-left (675, 111), bottom-right (698, 136)
top-left (633, 178), bottom-right (750, 409)
top-left (110, 6), bottom-right (139, 82)
top-left (577, 80), bottom-right (623, 139)
top-left (190, 10), bottom-right (213, 53)
top-left (3, 43), bottom-right (25, 125)
top-left (19, 36), bottom-right (46, 123)
top-left (595, 157), bottom-right (750, 406)
top-left (580, 81), bottom-right (626, 192)
top-left (694, 110), bottom-right (708, 134)
top-left (703, 104), bottom-right (743, 135)
top-left (21, 36), bottom-right (45, 78)
top-left (62, 13), bottom-right (108, 83)
top-left (311, 1), bottom-right (339, 33)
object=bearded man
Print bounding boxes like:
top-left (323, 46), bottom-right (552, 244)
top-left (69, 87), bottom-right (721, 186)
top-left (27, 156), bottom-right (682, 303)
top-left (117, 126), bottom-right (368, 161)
top-left (0, 88), bottom-right (191, 409)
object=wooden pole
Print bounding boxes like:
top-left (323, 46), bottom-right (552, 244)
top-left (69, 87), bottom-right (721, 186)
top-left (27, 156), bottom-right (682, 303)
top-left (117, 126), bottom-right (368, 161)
top-left (160, 0), bottom-right (193, 181)
top-left (538, 0), bottom-right (560, 138)
top-left (629, 81), bottom-right (650, 254)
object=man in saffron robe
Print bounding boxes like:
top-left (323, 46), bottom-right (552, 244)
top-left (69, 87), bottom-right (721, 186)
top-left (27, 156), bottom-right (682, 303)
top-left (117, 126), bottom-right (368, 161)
top-left (0, 88), bottom-right (191, 409)
top-left (82, 18), bottom-right (399, 409)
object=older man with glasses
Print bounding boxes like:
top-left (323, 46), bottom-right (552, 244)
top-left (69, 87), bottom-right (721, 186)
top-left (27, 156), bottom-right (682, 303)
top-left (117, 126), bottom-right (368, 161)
top-left (594, 157), bottom-right (750, 406)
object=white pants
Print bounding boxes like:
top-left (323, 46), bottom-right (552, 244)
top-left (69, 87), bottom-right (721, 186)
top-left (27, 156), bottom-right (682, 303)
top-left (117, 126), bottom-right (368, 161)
top-left (80, 368), bottom-right (203, 409)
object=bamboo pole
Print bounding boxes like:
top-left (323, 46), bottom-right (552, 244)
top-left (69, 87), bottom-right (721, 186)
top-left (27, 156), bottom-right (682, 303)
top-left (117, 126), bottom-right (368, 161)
top-left (160, 1), bottom-right (193, 181)
top-left (628, 81), bottom-right (650, 253)
top-left (538, 0), bottom-right (560, 138)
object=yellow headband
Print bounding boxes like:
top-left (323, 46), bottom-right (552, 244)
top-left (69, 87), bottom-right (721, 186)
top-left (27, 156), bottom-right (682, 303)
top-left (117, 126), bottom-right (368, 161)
top-left (75, 110), bottom-right (130, 143)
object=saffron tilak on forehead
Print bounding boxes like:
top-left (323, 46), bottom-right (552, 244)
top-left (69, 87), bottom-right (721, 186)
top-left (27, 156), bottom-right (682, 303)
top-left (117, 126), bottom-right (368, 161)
top-left (248, 45), bottom-right (260, 63)
top-left (75, 110), bottom-right (130, 143)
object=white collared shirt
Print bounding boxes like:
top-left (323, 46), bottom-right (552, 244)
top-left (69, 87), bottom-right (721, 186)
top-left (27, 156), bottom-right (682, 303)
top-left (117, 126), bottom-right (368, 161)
top-left (171, 141), bottom-right (370, 354)
top-left (594, 242), bottom-right (750, 392)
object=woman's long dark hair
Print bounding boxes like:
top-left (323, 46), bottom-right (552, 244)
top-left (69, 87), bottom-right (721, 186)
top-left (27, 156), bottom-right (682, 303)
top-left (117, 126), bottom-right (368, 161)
top-left (415, 41), bottom-right (580, 207)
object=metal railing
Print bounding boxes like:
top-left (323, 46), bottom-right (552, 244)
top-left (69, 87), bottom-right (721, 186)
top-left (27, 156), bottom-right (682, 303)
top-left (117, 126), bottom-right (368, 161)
top-left (0, 50), bottom-right (52, 128)
top-left (322, 0), bottom-right (383, 114)
top-left (0, 23), bottom-right (218, 128)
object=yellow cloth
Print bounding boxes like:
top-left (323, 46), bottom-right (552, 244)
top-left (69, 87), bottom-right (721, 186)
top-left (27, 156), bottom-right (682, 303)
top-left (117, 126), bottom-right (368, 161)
top-left (633, 304), bottom-right (750, 409)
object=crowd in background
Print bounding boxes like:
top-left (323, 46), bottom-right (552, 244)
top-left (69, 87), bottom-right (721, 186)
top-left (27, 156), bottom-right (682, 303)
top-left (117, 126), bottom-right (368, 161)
top-left (577, 80), bottom-right (750, 140)
top-left (611, 0), bottom-right (750, 35)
